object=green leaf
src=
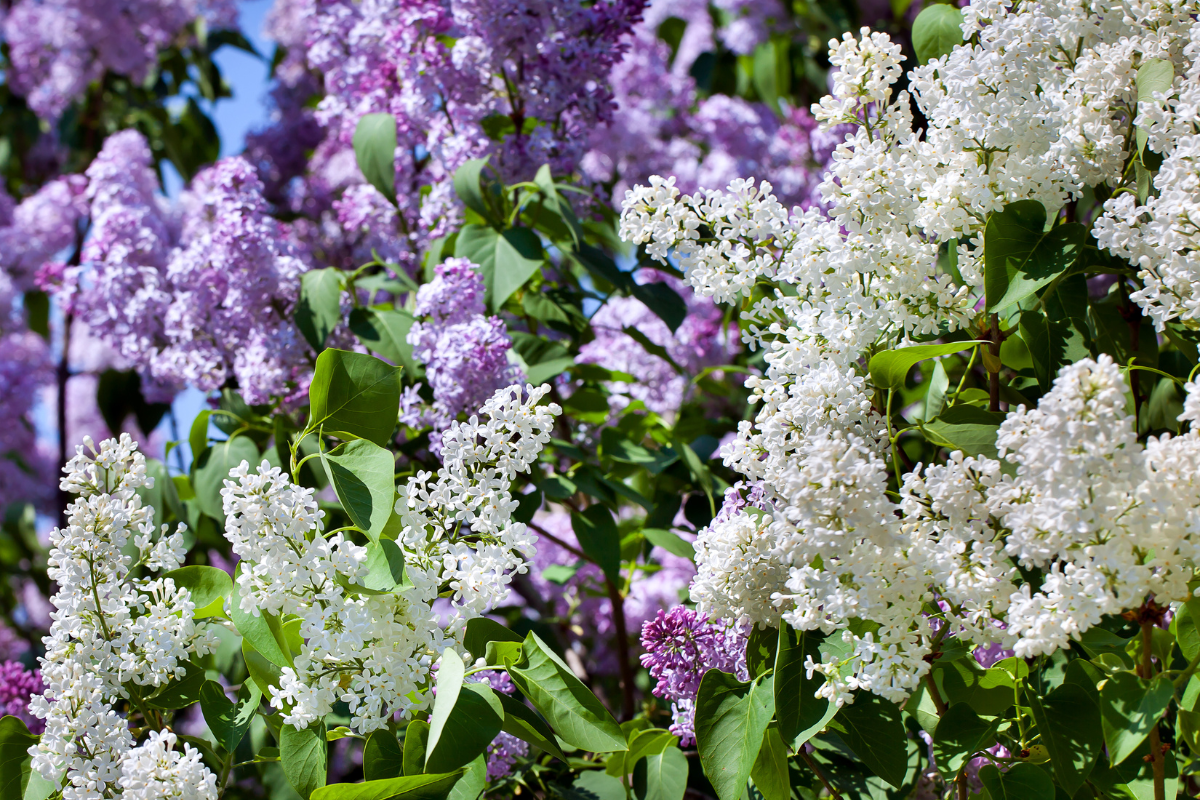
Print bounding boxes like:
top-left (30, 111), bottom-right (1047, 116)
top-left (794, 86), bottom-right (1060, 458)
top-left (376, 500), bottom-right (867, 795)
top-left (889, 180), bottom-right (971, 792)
top-left (751, 38), bottom-right (790, 114)
top-left (297, 269), bottom-right (343, 351)
top-left (362, 539), bottom-right (410, 592)
top-left (145, 660), bottom-right (207, 709)
top-left (426, 680), bottom-right (502, 774)
top-left (364, 730), bottom-right (405, 781)
top-left (194, 435), bottom-right (258, 520)
top-left (426, 650), bottom-right (465, 768)
top-left (749, 727), bottom-right (790, 800)
top-left (1175, 599), bottom-right (1200, 662)
top-left (242, 639), bottom-right (283, 696)
top-left (636, 746), bottom-right (688, 800)
top-left (454, 225), bottom-right (544, 311)
top-left (464, 618), bottom-right (523, 661)
top-left (1100, 672), bottom-right (1174, 765)
top-left (309, 349), bottom-right (401, 446)
top-left (453, 159), bottom-right (496, 225)
top-left (869, 341), bottom-right (986, 391)
top-left (932, 703), bottom-right (997, 776)
top-left (923, 405), bottom-right (1004, 458)
top-left (571, 506), bottom-right (621, 586)
top-left (404, 720), bottom-right (430, 776)
top-left (231, 566), bottom-right (294, 668)
top-left (506, 633), bottom-right (626, 753)
top-left (445, 755), bottom-right (486, 800)
top-left (985, 201), bottom-right (1087, 312)
top-left (0, 716), bottom-right (39, 799)
top-left (324, 439), bottom-right (395, 539)
top-left (496, 692), bottom-right (566, 761)
top-left (282, 721), bottom-right (328, 799)
top-left (642, 529), bottom-right (695, 560)
top-left (923, 360), bottom-right (950, 421)
top-left (630, 282), bottom-right (687, 333)
top-left (568, 770), bottom-right (626, 800)
top-left (525, 357), bottom-right (577, 386)
top-left (310, 772), bottom-right (463, 800)
top-left (189, 409), bottom-right (212, 464)
top-left (354, 113), bottom-right (397, 204)
top-left (200, 681), bottom-right (261, 753)
top-left (622, 729), bottom-right (677, 776)
top-left (349, 307), bottom-right (423, 378)
top-left (1026, 682), bottom-right (1102, 794)
top-left (1136, 59), bottom-right (1174, 154)
top-left (694, 671), bottom-right (775, 800)
top-left (162, 565), bottom-right (232, 618)
top-left (1019, 311), bottom-right (1060, 391)
top-left (912, 4), bottom-right (964, 64)
top-left (977, 763), bottom-right (1054, 800)
top-left (829, 693), bottom-right (907, 789)
top-left (774, 625), bottom-right (836, 750)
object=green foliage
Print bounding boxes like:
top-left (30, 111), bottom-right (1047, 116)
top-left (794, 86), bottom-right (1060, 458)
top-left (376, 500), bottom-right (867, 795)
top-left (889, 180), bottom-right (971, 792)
top-left (297, 269), bottom-right (344, 351)
top-left (282, 721), bottom-right (328, 799)
top-left (694, 671), bottom-right (775, 800)
top-left (506, 634), bottom-right (626, 753)
top-left (0, 716), bottom-right (39, 799)
top-left (912, 5), bottom-right (964, 64)
top-left (354, 114), bottom-right (398, 205)
top-left (364, 730), bottom-right (405, 781)
top-left (200, 681), bottom-right (261, 752)
top-left (310, 772), bottom-right (463, 800)
top-left (309, 349), bottom-right (402, 446)
top-left (323, 439), bottom-right (396, 539)
top-left (984, 200), bottom-right (1087, 312)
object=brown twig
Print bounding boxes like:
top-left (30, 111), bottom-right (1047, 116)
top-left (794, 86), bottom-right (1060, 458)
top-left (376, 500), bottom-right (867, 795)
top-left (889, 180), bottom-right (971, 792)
top-left (1141, 619), bottom-right (1167, 800)
top-left (988, 314), bottom-right (1002, 413)
top-left (798, 747), bottom-right (843, 800)
top-left (607, 578), bottom-right (636, 721)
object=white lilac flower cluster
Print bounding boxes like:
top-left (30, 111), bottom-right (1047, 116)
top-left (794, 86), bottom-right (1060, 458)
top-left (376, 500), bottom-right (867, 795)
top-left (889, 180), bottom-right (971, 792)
top-left (221, 383), bottom-right (559, 734)
top-left (396, 384), bottom-right (562, 628)
top-left (222, 458), bottom-right (435, 733)
top-left (29, 435), bottom-right (219, 800)
top-left (620, 0), bottom-right (1200, 707)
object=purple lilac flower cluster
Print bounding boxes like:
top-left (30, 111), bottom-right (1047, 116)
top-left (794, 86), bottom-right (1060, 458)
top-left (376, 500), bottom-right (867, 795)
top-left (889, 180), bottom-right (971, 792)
top-left (0, 660), bottom-right (44, 733)
top-left (2, 0), bottom-right (238, 120)
top-left (249, 0), bottom-right (645, 270)
top-left (640, 605), bottom-right (747, 744)
top-left (58, 130), bottom-right (313, 405)
top-left (577, 272), bottom-right (736, 415)
top-left (583, 0), bottom-right (850, 209)
top-left (404, 259), bottom-right (521, 448)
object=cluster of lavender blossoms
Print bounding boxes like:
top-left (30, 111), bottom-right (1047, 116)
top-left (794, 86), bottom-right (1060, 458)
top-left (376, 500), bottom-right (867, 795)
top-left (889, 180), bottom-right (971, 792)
top-left (2, 0), bottom-right (238, 120)
top-left (250, 0), bottom-right (645, 271)
top-left (0, 661), bottom-right (43, 733)
top-left (578, 272), bottom-right (737, 415)
top-left (583, 0), bottom-right (851, 209)
top-left (640, 605), bottom-right (747, 744)
top-left (404, 258), bottom-right (522, 448)
top-left (56, 130), bottom-right (313, 405)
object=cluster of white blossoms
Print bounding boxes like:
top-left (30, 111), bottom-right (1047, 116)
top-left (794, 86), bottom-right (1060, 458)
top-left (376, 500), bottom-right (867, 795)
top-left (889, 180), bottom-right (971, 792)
top-left (621, 0), bottom-right (1200, 705)
top-left (396, 383), bottom-right (561, 626)
top-left (117, 730), bottom-right (218, 800)
top-left (221, 383), bottom-right (559, 734)
top-left (222, 457), bottom-right (435, 733)
top-left (29, 435), bottom-right (219, 800)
